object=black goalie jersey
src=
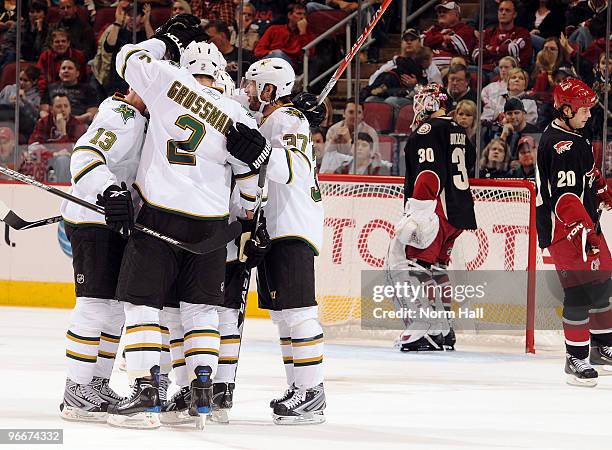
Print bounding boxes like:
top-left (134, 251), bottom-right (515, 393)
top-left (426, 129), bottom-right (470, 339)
top-left (404, 116), bottom-right (477, 230)
top-left (536, 121), bottom-right (599, 248)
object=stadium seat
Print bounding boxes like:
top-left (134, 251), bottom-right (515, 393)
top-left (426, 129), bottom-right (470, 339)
top-left (151, 7), bottom-right (172, 29)
top-left (0, 62), bottom-right (35, 91)
top-left (393, 104), bottom-right (414, 134)
top-left (377, 135), bottom-right (396, 165)
top-left (307, 10), bottom-right (348, 38)
top-left (93, 7), bottom-right (116, 36)
top-left (363, 101), bottom-right (394, 133)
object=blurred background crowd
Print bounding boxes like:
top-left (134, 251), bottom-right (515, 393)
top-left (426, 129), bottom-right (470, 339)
top-left (0, 0), bottom-right (610, 182)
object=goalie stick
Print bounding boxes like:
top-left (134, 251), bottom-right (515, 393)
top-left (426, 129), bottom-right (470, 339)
top-left (0, 200), bottom-right (62, 230)
top-left (0, 165), bottom-right (241, 254)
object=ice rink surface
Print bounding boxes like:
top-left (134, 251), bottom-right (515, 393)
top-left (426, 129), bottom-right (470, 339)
top-left (1, 306), bottom-right (611, 450)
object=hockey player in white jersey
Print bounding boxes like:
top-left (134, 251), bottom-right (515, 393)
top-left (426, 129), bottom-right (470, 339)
top-left (107, 15), bottom-right (271, 429)
top-left (59, 88), bottom-right (147, 422)
top-left (243, 58), bottom-right (326, 425)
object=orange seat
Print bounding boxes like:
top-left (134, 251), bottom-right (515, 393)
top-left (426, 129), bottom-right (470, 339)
top-left (0, 62), bottom-right (35, 91)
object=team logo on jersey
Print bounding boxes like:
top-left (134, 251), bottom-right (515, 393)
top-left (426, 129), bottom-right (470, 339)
top-left (283, 108), bottom-right (305, 120)
top-left (113, 104), bottom-right (135, 124)
top-left (417, 123), bottom-right (431, 134)
top-left (76, 274), bottom-right (85, 284)
top-left (553, 141), bottom-right (573, 154)
top-left (591, 257), bottom-right (600, 271)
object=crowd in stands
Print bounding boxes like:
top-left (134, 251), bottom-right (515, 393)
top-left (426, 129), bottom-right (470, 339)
top-left (0, 0), bottom-right (609, 182)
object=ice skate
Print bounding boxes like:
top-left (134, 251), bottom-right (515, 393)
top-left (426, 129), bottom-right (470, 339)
top-left (209, 382), bottom-right (234, 424)
top-left (443, 328), bottom-right (456, 351)
top-left (396, 333), bottom-right (445, 352)
top-left (565, 354), bottom-right (598, 387)
top-left (158, 373), bottom-right (170, 403)
top-left (188, 365), bottom-right (213, 430)
top-left (590, 344), bottom-right (612, 375)
top-left (90, 377), bottom-right (125, 406)
top-left (106, 366), bottom-right (161, 429)
top-left (269, 384), bottom-right (296, 408)
top-left (160, 386), bottom-right (193, 425)
top-left (59, 378), bottom-right (109, 423)
top-left (272, 383), bottom-right (325, 425)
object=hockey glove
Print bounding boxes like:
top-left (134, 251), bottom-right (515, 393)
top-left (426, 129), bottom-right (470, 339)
top-left (395, 198), bottom-right (439, 249)
top-left (226, 122), bottom-right (271, 171)
top-left (592, 167), bottom-right (612, 210)
top-left (237, 214), bottom-right (271, 269)
top-left (96, 182), bottom-right (134, 238)
top-left (156, 28), bottom-right (207, 62)
top-left (154, 13), bottom-right (201, 36)
top-left (291, 92), bottom-right (327, 127)
top-left (566, 221), bottom-right (600, 262)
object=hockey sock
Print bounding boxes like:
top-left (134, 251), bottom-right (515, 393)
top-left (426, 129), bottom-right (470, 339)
top-left (588, 280), bottom-right (612, 346)
top-left (123, 303), bottom-right (163, 384)
top-left (270, 311), bottom-right (295, 386)
top-left (93, 299), bottom-right (124, 379)
top-left (180, 302), bottom-right (220, 382)
top-left (216, 307), bottom-right (240, 383)
top-left (159, 311), bottom-right (171, 377)
top-left (66, 297), bottom-right (107, 385)
top-left (285, 307), bottom-right (324, 390)
top-left (162, 307), bottom-right (188, 387)
top-left (563, 285), bottom-right (590, 359)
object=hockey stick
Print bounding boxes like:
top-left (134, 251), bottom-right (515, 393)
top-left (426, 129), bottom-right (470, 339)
top-left (0, 200), bottom-right (62, 230)
top-left (0, 165), bottom-right (241, 254)
top-left (316, 0), bottom-right (394, 105)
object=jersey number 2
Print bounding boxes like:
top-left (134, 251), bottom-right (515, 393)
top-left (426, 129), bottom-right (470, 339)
top-left (167, 115), bottom-right (206, 166)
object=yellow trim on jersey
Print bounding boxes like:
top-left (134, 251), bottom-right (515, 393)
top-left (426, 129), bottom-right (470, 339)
top-left (240, 191), bottom-right (256, 202)
top-left (184, 331), bottom-right (221, 340)
top-left (220, 337), bottom-right (241, 344)
top-left (133, 182), bottom-right (230, 221)
top-left (66, 350), bottom-right (97, 362)
top-left (126, 325), bottom-right (166, 334)
top-left (120, 48), bottom-right (146, 79)
top-left (66, 332), bottom-right (100, 345)
top-left (290, 148), bottom-right (312, 171)
top-left (62, 218), bottom-right (107, 227)
top-left (97, 350), bottom-right (116, 358)
top-left (271, 235), bottom-right (320, 256)
top-left (124, 343), bottom-right (163, 351)
top-left (234, 170), bottom-right (257, 180)
top-left (73, 160), bottom-right (105, 184)
top-left (284, 149), bottom-right (294, 184)
top-left (292, 337), bottom-right (324, 347)
top-left (72, 146), bottom-right (107, 164)
top-left (100, 334), bottom-right (121, 344)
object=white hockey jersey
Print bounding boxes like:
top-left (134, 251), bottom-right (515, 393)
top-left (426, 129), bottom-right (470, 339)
top-left (61, 94), bottom-right (147, 226)
top-left (116, 39), bottom-right (260, 219)
top-left (259, 105), bottom-right (324, 254)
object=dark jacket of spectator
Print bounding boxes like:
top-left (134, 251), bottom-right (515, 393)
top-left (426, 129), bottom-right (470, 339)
top-left (53, 12), bottom-right (96, 59)
top-left (101, 27), bottom-right (148, 96)
top-left (519, 0), bottom-right (565, 39)
top-left (191, 0), bottom-right (234, 25)
top-left (21, 12), bottom-right (50, 62)
top-left (43, 82), bottom-right (99, 117)
top-left (477, 25), bottom-right (533, 70)
top-left (565, 0), bottom-right (607, 27)
top-left (36, 47), bottom-right (87, 96)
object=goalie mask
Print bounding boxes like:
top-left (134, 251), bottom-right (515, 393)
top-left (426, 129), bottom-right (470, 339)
top-left (180, 41), bottom-right (226, 79)
top-left (244, 58), bottom-right (295, 104)
top-left (411, 83), bottom-right (448, 130)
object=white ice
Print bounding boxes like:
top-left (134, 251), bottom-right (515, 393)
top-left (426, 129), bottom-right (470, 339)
top-left (1, 306), bottom-right (611, 450)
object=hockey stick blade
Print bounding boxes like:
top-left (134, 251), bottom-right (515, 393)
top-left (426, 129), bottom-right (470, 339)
top-left (0, 200), bottom-right (62, 230)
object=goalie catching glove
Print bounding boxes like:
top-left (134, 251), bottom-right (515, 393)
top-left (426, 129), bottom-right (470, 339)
top-left (96, 182), bottom-right (134, 238)
top-left (226, 122), bottom-right (271, 171)
top-left (237, 214), bottom-right (271, 269)
top-left (395, 198), bottom-right (439, 249)
top-left (153, 13), bottom-right (206, 62)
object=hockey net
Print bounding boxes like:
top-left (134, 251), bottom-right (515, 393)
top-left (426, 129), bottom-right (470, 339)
top-left (316, 175), bottom-right (563, 353)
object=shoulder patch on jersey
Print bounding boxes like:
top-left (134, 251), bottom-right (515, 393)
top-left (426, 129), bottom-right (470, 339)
top-left (113, 104), bottom-right (136, 124)
top-left (203, 86), bottom-right (221, 101)
top-left (553, 140), bottom-right (572, 154)
top-left (417, 123), bottom-right (431, 134)
top-left (283, 107), bottom-right (305, 120)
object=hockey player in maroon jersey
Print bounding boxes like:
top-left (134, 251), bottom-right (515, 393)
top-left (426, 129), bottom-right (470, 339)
top-left (386, 83), bottom-right (477, 352)
top-left (536, 78), bottom-right (612, 386)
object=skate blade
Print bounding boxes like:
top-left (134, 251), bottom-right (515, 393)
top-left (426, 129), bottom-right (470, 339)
top-left (566, 374), bottom-right (598, 388)
top-left (592, 365), bottom-right (612, 376)
top-left (208, 409), bottom-right (229, 424)
top-left (107, 411), bottom-right (161, 429)
top-left (272, 412), bottom-right (325, 425)
top-left (195, 415), bottom-right (206, 430)
top-left (160, 410), bottom-right (194, 426)
top-left (59, 405), bottom-right (108, 423)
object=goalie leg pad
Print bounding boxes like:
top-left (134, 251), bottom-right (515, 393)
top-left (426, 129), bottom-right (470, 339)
top-left (395, 198), bottom-right (439, 249)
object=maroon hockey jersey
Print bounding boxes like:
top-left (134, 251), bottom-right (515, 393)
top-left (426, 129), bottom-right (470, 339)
top-left (475, 25), bottom-right (533, 71)
top-left (422, 22), bottom-right (477, 68)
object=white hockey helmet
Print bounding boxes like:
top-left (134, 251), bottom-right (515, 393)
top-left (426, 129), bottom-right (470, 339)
top-left (180, 41), bottom-right (226, 79)
top-left (245, 58), bottom-right (295, 104)
top-left (215, 70), bottom-right (236, 97)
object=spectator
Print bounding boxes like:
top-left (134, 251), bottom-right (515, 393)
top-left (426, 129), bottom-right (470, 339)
top-left (171, 0), bottom-right (192, 16)
top-left (567, 0), bottom-right (607, 51)
top-left (321, 98), bottom-right (379, 173)
top-left (509, 135), bottom-right (536, 178)
top-left (253, 3), bottom-right (315, 69)
top-left (543, 36), bottom-right (573, 71)
top-left (591, 51), bottom-right (612, 140)
top-left (0, 0), bottom-right (16, 35)
top-left (92, 2), bottom-right (154, 97)
top-left (229, 2), bottom-right (260, 51)
top-left (466, 0), bottom-right (500, 30)
top-left (53, 0), bottom-right (97, 59)
top-left (36, 28), bottom-right (87, 98)
top-left (0, 66), bottom-right (42, 140)
top-left (482, 67), bottom-right (538, 125)
top-left (415, 46), bottom-right (443, 85)
top-left (475, 0), bottom-right (533, 71)
top-left (530, 48), bottom-right (557, 100)
top-left (481, 56), bottom-right (518, 107)
top-left (306, 0), bottom-right (359, 13)
top-left (191, 0), bottom-right (234, 26)
top-left (480, 138), bottom-right (511, 178)
top-left (311, 127), bottom-right (325, 171)
top-left (519, 0), bottom-right (565, 50)
top-left (454, 99), bottom-right (477, 146)
top-left (498, 97), bottom-right (539, 160)
top-left (336, 132), bottom-right (391, 175)
top-left (40, 58), bottom-right (99, 124)
top-left (29, 93), bottom-right (86, 146)
top-left (360, 55), bottom-right (427, 106)
top-left (205, 20), bottom-right (255, 83)
top-left (249, 0), bottom-right (293, 28)
top-left (423, 1), bottom-right (476, 71)
top-left (445, 63), bottom-right (477, 112)
top-left (0, 1), bottom-right (49, 66)
top-left (0, 127), bottom-right (17, 168)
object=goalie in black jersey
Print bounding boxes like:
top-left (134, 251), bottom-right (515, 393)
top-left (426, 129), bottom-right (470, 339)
top-left (386, 83), bottom-right (477, 352)
top-left (535, 78), bottom-right (612, 387)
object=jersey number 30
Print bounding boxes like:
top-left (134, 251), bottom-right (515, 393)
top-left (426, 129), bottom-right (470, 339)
top-left (167, 115), bottom-right (206, 166)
